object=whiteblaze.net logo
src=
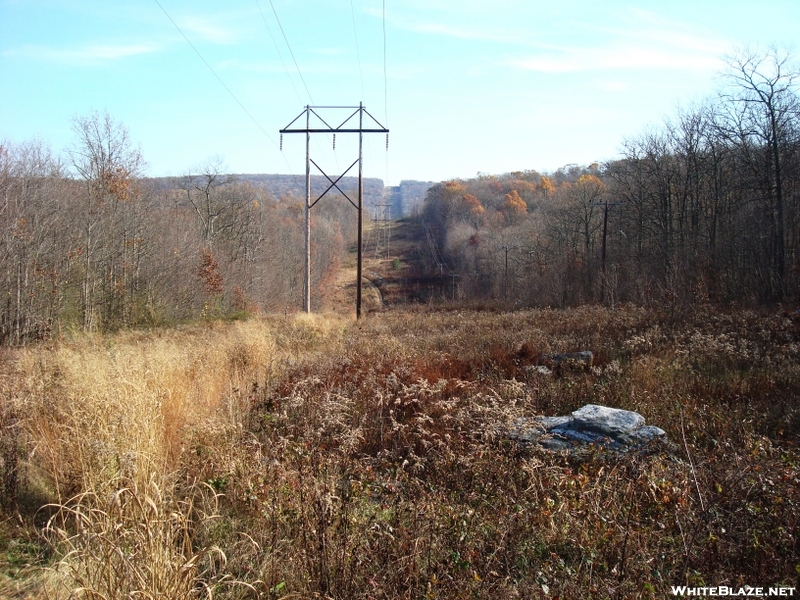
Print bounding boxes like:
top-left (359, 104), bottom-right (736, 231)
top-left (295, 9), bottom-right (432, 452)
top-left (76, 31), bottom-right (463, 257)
top-left (670, 587), bottom-right (796, 597)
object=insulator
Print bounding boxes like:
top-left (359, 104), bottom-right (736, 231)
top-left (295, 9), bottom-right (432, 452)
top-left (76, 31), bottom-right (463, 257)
top-left (333, 134), bottom-right (336, 150)
top-left (280, 133), bottom-right (283, 151)
top-left (385, 133), bottom-right (389, 150)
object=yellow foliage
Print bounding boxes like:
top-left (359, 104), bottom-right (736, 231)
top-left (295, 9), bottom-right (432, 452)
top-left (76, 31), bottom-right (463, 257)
top-left (538, 176), bottom-right (555, 197)
top-left (461, 193), bottom-right (482, 211)
top-left (503, 190), bottom-right (527, 222)
top-left (577, 174), bottom-right (605, 189)
top-left (444, 180), bottom-right (467, 196)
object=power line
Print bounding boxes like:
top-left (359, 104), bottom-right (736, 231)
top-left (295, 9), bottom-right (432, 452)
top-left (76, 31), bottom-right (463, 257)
top-left (255, 0), bottom-right (303, 103)
top-left (152, 0), bottom-right (279, 149)
top-left (350, 0), bottom-right (366, 102)
top-left (254, 1), bottom-right (320, 186)
top-left (154, 0), bottom-right (305, 185)
top-left (261, 1), bottom-right (342, 174)
top-left (383, 0), bottom-right (388, 126)
top-left (267, 0), bottom-right (314, 104)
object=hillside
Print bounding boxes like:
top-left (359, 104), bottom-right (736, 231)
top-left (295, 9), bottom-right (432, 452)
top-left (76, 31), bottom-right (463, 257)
top-left (145, 174), bottom-right (433, 219)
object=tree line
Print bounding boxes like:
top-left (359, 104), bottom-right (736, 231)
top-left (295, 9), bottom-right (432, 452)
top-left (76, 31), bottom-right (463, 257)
top-left (421, 47), bottom-right (800, 308)
top-left (2, 47), bottom-right (797, 343)
top-left (0, 111), bottom-right (356, 344)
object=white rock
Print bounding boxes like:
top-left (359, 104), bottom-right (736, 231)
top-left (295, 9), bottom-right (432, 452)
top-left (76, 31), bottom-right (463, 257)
top-left (570, 404), bottom-right (645, 436)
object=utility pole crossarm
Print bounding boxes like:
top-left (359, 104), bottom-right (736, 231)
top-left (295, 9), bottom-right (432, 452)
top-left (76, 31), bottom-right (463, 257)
top-left (280, 105), bottom-right (388, 134)
top-left (281, 128), bottom-right (389, 134)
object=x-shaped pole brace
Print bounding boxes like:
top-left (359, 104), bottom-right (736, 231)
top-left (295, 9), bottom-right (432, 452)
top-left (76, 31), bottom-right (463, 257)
top-left (308, 158), bottom-right (360, 210)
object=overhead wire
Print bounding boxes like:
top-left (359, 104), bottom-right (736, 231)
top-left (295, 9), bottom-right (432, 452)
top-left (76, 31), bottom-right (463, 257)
top-left (382, 0), bottom-right (390, 187)
top-left (261, 0), bottom-right (341, 174)
top-left (350, 0), bottom-right (374, 196)
top-left (152, 0), bottom-right (279, 150)
top-left (257, 1), bottom-right (389, 190)
top-left (253, 0), bottom-right (317, 186)
top-left (383, 0), bottom-right (388, 129)
top-left (350, 0), bottom-right (366, 102)
top-left (153, 0), bottom-right (304, 182)
top-left (257, 0), bottom-right (335, 182)
top-left (255, 0), bottom-right (303, 104)
top-left (267, 0), bottom-right (314, 105)
top-left (152, 1), bottom-right (393, 194)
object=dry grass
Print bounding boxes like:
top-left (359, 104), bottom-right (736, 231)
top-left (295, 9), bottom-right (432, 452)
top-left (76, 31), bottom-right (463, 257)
top-left (0, 306), bottom-right (798, 598)
top-left (41, 476), bottom-right (248, 600)
top-left (0, 314), bottom-right (345, 598)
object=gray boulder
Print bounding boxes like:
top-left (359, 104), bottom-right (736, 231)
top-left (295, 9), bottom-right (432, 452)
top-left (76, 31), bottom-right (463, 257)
top-left (571, 404), bottom-right (645, 436)
top-left (509, 404), bottom-right (666, 451)
top-left (539, 351), bottom-right (594, 368)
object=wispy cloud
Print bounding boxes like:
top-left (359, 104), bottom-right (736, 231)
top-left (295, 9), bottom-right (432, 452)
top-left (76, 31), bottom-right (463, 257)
top-left (178, 15), bottom-right (240, 44)
top-left (364, 7), bottom-right (513, 44)
top-left (407, 22), bottom-right (512, 44)
top-left (599, 8), bottom-right (729, 55)
top-left (3, 42), bottom-right (160, 64)
top-left (370, 3), bottom-right (728, 75)
top-left (508, 44), bottom-right (724, 74)
top-left (506, 8), bottom-right (728, 74)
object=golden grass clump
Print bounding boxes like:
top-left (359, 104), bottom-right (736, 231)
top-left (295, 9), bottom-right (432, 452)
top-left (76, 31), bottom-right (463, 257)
top-left (41, 476), bottom-right (251, 600)
top-left (8, 318), bottom-right (305, 498)
top-left (0, 314), bottom-right (346, 598)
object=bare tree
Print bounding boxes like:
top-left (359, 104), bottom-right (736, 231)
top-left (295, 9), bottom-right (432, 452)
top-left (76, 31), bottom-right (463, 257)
top-left (0, 140), bottom-right (68, 343)
top-left (717, 47), bottom-right (799, 299)
top-left (68, 111), bottom-right (145, 331)
top-left (181, 156), bottom-right (244, 250)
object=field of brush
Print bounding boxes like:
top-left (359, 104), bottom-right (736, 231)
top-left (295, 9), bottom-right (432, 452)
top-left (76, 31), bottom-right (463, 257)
top-left (0, 305), bottom-right (798, 599)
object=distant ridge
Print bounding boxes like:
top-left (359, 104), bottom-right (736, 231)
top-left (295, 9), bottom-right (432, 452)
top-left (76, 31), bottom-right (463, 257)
top-left (146, 173), bottom-right (435, 218)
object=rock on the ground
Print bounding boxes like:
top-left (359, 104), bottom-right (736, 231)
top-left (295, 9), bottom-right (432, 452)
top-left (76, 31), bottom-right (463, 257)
top-left (539, 351), bottom-right (594, 367)
top-left (571, 404), bottom-right (645, 436)
top-left (509, 404), bottom-right (666, 451)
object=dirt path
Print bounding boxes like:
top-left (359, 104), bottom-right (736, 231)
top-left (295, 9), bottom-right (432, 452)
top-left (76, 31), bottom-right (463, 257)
top-left (320, 218), bottom-right (433, 315)
top-left (324, 218), bottom-right (452, 314)
top-left (325, 258), bottom-right (383, 316)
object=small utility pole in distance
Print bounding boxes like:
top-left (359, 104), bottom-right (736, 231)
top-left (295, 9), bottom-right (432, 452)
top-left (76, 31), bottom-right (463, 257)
top-left (371, 200), bottom-right (391, 259)
top-left (450, 272), bottom-right (460, 301)
top-left (500, 245), bottom-right (517, 300)
top-left (280, 104), bottom-right (388, 318)
top-left (589, 199), bottom-right (622, 304)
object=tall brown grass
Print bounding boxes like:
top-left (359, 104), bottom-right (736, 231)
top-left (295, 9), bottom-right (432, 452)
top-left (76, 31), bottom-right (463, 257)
top-left (1, 306), bottom-right (798, 598)
top-left (0, 314), bottom-right (344, 598)
top-left (41, 476), bottom-right (248, 600)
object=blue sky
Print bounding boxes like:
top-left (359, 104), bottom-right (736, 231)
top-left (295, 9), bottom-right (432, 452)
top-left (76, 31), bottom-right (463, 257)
top-left (1, 1), bottom-right (798, 184)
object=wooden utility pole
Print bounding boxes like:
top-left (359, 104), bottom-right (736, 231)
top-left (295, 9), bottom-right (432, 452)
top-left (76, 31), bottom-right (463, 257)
top-left (500, 245), bottom-right (516, 300)
top-left (590, 199), bottom-right (622, 304)
top-left (304, 107), bottom-right (311, 313)
top-left (280, 104), bottom-right (388, 318)
top-left (356, 105), bottom-right (364, 319)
